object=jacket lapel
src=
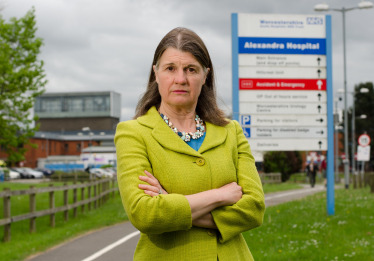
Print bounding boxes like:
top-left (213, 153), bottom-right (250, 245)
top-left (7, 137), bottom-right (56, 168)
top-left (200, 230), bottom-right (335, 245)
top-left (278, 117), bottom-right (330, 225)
top-left (198, 121), bottom-right (227, 154)
top-left (137, 107), bottom-right (201, 157)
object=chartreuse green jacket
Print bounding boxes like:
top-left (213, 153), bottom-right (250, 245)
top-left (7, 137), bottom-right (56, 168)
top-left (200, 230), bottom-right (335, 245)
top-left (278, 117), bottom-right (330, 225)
top-left (114, 106), bottom-right (265, 261)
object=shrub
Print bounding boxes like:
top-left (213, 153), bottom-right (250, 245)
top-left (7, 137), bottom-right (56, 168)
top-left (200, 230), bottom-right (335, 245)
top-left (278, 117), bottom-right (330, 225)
top-left (263, 151), bottom-right (302, 182)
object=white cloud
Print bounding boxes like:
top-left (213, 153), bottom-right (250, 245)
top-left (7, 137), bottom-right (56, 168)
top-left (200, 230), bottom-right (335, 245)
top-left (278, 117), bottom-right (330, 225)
top-left (1, 0), bottom-right (373, 121)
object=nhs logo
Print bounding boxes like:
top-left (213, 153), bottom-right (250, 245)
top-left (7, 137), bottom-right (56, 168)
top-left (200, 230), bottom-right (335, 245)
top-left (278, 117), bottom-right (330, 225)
top-left (307, 17), bottom-right (323, 25)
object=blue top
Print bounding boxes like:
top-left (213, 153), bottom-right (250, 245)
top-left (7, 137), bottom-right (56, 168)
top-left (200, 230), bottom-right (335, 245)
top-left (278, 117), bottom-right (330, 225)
top-left (187, 132), bottom-right (206, 151)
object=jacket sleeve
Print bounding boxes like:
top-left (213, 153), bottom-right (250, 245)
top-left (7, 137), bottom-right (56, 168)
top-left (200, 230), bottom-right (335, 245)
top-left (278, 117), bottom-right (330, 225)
top-left (114, 121), bottom-right (192, 234)
top-left (211, 120), bottom-right (265, 243)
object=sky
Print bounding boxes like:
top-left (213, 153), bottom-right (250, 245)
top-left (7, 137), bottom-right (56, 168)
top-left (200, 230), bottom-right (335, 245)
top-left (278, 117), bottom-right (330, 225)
top-left (1, 0), bottom-right (374, 122)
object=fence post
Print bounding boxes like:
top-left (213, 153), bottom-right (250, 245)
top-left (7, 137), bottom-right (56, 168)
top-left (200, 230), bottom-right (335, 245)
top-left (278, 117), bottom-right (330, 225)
top-left (107, 180), bottom-right (110, 201)
top-left (29, 186), bottom-right (36, 233)
top-left (98, 182), bottom-right (101, 207)
top-left (94, 182), bottom-right (97, 209)
top-left (49, 184), bottom-right (55, 227)
top-left (3, 188), bottom-right (11, 242)
top-left (63, 183), bottom-right (69, 221)
top-left (104, 181), bottom-right (108, 203)
top-left (88, 183), bottom-right (91, 211)
top-left (73, 182), bottom-right (78, 218)
top-left (74, 172), bottom-right (78, 182)
top-left (81, 181), bottom-right (85, 213)
top-left (370, 174), bottom-right (374, 193)
top-left (112, 179), bottom-right (115, 199)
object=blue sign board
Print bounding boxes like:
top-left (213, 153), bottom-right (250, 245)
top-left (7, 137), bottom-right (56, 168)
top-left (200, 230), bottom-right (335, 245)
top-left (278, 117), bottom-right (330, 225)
top-left (238, 37), bottom-right (326, 55)
top-left (242, 127), bottom-right (251, 138)
top-left (240, 115), bottom-right (251, 126)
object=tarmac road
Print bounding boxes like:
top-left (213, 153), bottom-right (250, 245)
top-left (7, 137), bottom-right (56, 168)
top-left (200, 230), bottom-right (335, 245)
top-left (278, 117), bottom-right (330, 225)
top-left (27, 185), bottom-right (326, 261)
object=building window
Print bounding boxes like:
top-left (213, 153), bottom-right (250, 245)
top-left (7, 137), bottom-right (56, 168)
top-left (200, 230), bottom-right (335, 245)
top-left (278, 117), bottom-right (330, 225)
top-left (54, 142), bottom-right (57, 152)
top-left (77, 143), bottom-right (81, 152)
top-left (41, 141), bottom-right (44, 151)
top-left (64, 143), bottom-right (69, 153)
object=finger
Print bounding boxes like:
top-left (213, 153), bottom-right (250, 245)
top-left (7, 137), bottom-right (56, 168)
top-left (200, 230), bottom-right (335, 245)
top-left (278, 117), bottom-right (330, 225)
top-left (144, 170), bottom-right (159, 183)
top-left (139, 175), bottom-right (158, 186)
top-left (138, 184), bottom-right (159, 193)
top-left (144, 190), bottom-right (159, 197)
top-left (142, 172), bottom-right (160, 186)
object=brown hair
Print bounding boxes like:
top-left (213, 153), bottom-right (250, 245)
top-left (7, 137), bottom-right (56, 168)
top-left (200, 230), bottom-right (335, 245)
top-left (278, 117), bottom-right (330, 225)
top-left (134, 27), bottom-right (229, 126)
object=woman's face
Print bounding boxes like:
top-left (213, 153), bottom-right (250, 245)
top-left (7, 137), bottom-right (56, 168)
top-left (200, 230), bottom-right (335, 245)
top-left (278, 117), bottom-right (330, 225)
top-left (153, 48), bottom-right (209, 110)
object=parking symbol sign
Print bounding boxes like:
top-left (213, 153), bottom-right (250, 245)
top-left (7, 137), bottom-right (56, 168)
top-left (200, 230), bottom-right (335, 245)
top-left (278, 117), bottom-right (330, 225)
top-left (240, 115), bottom-right (251, 126)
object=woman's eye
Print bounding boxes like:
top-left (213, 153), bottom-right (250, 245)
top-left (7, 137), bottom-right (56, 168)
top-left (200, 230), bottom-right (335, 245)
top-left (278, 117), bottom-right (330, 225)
top-left (167, 67), bottom-right (174, 71)
top-left (187, 68), bottom-right (196, 73)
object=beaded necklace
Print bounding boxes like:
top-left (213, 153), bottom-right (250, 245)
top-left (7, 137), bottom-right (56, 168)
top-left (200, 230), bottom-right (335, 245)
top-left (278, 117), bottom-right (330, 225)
top-left (160, 113), bottom-right (205, 142)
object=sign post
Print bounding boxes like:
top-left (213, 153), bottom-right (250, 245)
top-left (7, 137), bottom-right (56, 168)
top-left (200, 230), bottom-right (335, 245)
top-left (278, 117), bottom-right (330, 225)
top-left (232, 13), bottom-right (334, 215)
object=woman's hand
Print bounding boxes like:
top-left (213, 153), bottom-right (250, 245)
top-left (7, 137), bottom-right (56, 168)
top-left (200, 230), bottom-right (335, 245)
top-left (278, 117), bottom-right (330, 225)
top-left (217, 182), bottom-right (243, 206)
top-left (138, 170), bottom-right (168, 196)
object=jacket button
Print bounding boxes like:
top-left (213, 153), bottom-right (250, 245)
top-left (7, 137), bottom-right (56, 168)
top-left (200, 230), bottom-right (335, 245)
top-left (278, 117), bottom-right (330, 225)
top-left (196, 158), bottom-right (205, 166)
top-left (207, 229), bottom-right (216, 236)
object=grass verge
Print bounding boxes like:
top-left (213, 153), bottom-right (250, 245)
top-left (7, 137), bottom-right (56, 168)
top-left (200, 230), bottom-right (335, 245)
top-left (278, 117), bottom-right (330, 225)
top-left (244, 187), bottom-right (374, 260)
top-left (262, 183), bottom-right (303, 194)
top-left (0, 182), bottom-right (127, 261)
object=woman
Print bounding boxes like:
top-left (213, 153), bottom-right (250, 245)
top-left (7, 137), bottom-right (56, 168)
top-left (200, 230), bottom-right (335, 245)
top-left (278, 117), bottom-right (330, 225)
top-left (114, 27), bottom-right (265, 261)
top-left (307, 159), bottom-right (318, 188)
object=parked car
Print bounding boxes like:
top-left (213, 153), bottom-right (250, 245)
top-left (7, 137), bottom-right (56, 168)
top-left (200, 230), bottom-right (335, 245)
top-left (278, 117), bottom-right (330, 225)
top-left (20, 168), bottom-right (44, 179)
top-left (1, 167), bottom-right (21, 179)
top-left (89, 168), bottom-right (113, 178)
top-left (11, 168), bottom-right (31, 179)
top-left (8, 169), bottom-right (21, 179)
top-left (35, 168), bottom-right (54, 176)
top-left (103, 168), bottom-right (116, 176)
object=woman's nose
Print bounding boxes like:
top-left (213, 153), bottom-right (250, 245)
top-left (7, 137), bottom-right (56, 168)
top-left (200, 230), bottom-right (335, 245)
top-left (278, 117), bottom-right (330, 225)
top-left (174, 68), bottom-right (187, 84)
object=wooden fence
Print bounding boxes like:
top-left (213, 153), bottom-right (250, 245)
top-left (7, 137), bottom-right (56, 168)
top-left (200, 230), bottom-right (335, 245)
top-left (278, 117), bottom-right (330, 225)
top-left (0, 178), bottom-right (118, 242)
top-left (259, 173), bottom-right (282, 184)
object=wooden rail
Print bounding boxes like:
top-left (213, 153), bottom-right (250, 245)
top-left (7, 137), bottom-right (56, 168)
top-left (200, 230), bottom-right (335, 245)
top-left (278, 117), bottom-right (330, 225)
top-left (259, 173), bottom-right (282, 184)
top-left (1, 178), bottom-right (118, 242)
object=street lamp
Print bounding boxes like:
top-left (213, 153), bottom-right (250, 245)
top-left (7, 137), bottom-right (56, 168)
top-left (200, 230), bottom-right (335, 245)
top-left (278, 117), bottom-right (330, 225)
top-left (315, 1), bottom-right (373, 189)
top-left (338, 87), bottom-right (369, 180)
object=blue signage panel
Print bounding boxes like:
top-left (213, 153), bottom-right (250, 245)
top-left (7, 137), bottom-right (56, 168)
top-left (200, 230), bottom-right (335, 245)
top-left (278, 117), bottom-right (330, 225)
top-left (240, 115), bottom-right (251, 126)
top-left (242, 127), bottom-right (251, 138)
top-left (239, 37), bottom-right (326, 55)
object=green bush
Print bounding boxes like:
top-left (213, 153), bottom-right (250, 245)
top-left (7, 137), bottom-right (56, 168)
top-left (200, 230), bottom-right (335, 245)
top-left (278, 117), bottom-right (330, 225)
top-left (263, 151), bottom-right (302, 182)
top-left (100, 164), bottom-right (114, 169)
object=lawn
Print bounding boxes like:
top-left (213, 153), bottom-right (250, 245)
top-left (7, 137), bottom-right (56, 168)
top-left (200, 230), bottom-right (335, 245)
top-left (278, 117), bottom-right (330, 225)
top-left (244, 186), bottom-right (374, 260)
top-left (262, 183), bottom-right (303, 194)
top-left (0, 181), bottom-right (127, 261)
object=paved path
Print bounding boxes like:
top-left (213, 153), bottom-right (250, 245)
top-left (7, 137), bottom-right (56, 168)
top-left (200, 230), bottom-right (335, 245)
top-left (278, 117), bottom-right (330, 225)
top-left (27, 185), bottom-right (326, 261)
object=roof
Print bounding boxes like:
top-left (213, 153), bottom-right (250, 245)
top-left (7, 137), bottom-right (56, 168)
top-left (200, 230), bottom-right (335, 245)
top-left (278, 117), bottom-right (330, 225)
top-left (82, 146), bottom-right (116, 153)
top-left (33, 131), bottom-right (115, 141)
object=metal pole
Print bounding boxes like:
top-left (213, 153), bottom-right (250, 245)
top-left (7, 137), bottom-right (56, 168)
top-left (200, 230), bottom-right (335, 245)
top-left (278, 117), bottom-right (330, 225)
top-left (351, 92), bottom-right (356, 176)
top-left (335, 100), bottom-right (340, 183)
top-left (342, 8), bottom-right (350, 189)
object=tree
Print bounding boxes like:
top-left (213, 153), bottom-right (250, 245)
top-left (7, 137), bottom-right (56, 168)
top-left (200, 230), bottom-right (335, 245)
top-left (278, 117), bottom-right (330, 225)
top-left (263, 151), bottom-right (302, 182)
top-left (0, 8), bottom-right (47, 165)
top-left (352, 82), bottom-right (374, 168)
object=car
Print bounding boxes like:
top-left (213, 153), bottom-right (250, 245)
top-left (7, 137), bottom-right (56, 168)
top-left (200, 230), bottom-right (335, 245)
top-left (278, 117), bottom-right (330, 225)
top-left (89, 168), bottom-right (113, 178)
top-left (103, 168), bottom-right (116, 176)
top-left (11, 168), bottom-right (31, 179)
top-left (20, 168), bottom-right (44, 179)
top-left (35, 167), bottom-right (54, 176)
top-left (2, 168), bottom-right (21, 179)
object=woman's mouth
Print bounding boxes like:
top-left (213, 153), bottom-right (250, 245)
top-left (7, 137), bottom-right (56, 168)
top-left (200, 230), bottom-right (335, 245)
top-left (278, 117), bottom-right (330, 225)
top-left (173, 90), bottom-right (188, 94)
